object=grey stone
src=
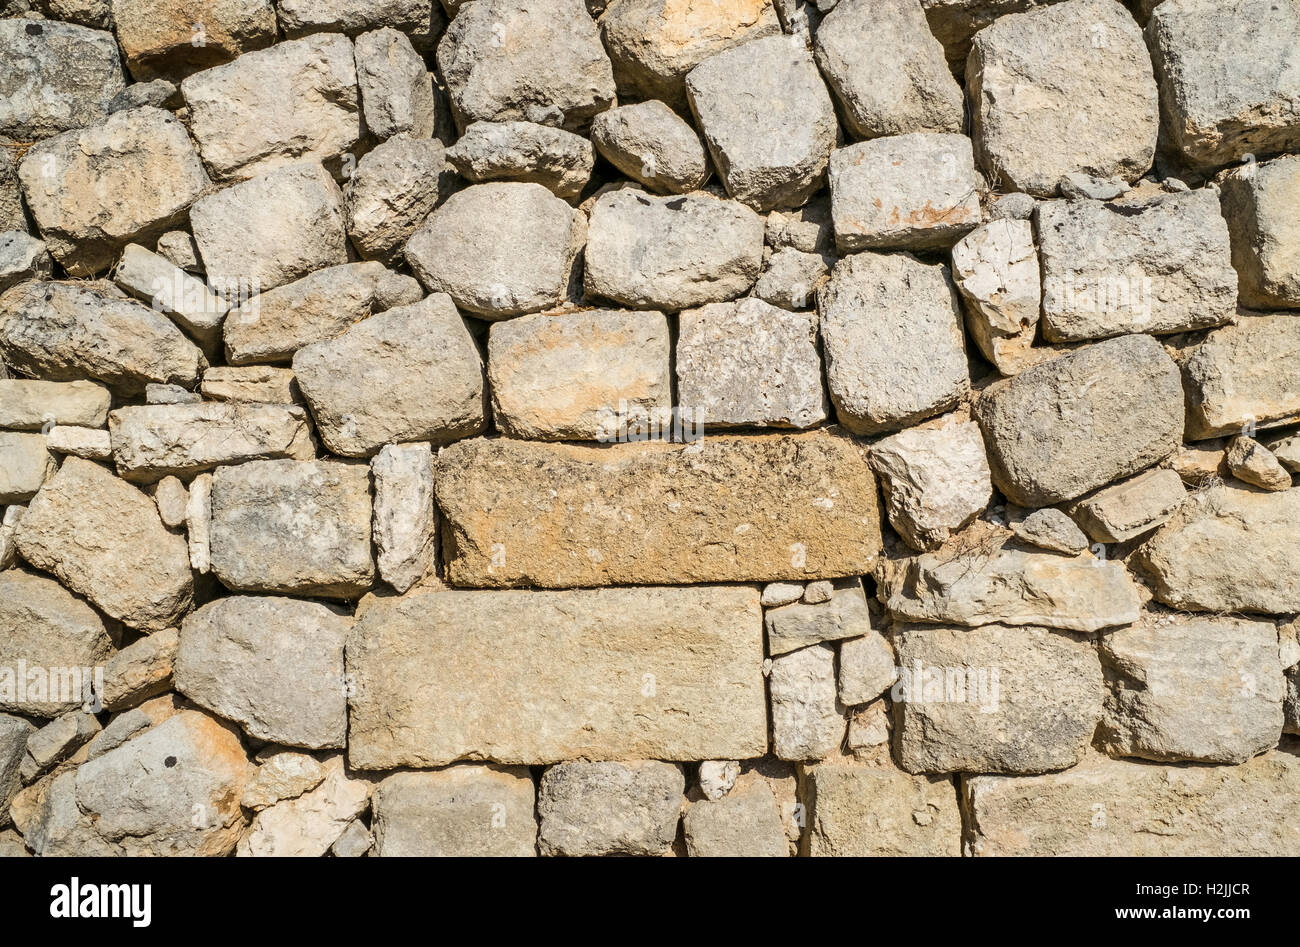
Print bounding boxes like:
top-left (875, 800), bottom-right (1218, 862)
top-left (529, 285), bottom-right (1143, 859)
top-left (19, 710), bottom-right (99, 783)
top-left (1009, 507), bottom-right (1089, 554)
top-left (1181, 313), bottom-right (1300, 439)
top-left (0, 150), bottom-right (27, 235)
top-left (769, 643), bottom-right (844, 761)
top-left (236, 753), bottom-right (372, 857)
top-left (766, 195), bottom-right (833, 252)
top-left (0, 432), bottom-right (53, 503)
top-left (331, 819), bottom-right (373, 857)
top-left (345, 136), bottom-right (453, 264)
top-left (107, 79), bottom-right (181, 113)
top-left (371, 442), bottom-right (437, 594)
top-left (1219, 153), bottom-right (1300, 309)
top-left (145, 383), bottom-right (200, 405)
top-left (152, 477), bottom-right (188, 528)
top-left (0, 232), bottom-right (52, 293)
top-left (113, 244), bottom-right (228, 353)
top-left (1069, 468), bottom-right (1187, 543)
top-left (0, 380), bottom-right (110, 431)
top-left (0, 19), bottom-right (124, 140)
top-left (372, 765), bottom-right (537, 857)
top-left (446, 121), bottom-right (594, 200)
top-left (1269, 434), bottom-right (1300, 473)
top-left (278, 0), bottom-right (441, 47)
top-left (590, 101), bottom-right (710, 194)
top-left (802, 579), bottom-right (833, 604)
top-left (538, 760), bottom-right (682, 856)
top-left (355, 27), bottom-right (435, 140)
top-left (766, 577), bottom-right (874, 657)
top-left (1057, 172), bottom-right (1129, 200)
top-left (989, 191), bottom-right (1036, 220)
top-left (684, 771), bottom-right (788, 857)
top-left (762, 582), bottom-right (805, 607)
top-left (838, 624), bottom-right (898, 707)
top-left (0, 714), bottom-right (33, 827)
top-left (919, 0), bottom-right (1073, 74)
top-left (154, 231), bottom-right (201, 272)
top-left (753, 248), bottom-right (831, 310)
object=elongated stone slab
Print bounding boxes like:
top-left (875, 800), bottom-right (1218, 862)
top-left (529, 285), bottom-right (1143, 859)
top-left (434, 430), bottom-right (884, 587)
top-left (346, 585), bottom-right (767, 769)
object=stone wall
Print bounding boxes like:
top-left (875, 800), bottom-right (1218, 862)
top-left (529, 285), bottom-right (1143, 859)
top-left (1, 0), bottom-right (1299, 857)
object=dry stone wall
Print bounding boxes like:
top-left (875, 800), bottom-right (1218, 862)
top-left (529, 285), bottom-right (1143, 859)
top-left (0, 0), bottom-right (1298, 857)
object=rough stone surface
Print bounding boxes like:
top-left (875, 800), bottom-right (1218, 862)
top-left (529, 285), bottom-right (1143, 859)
top-left (0, 232), bottom-right (52, 293)
top-left (951, 218), bottom-right (1040, 374)
top-left (101, 628), bottom-right (178, 713)
top-left (1070, 468), bottom-right (1187, 543)
top-left (765, 577), bottom-right (874, 656)
top-left (1181, 313), bottom-right (1300, 439)
top-left (371, 442), bottom-right (437, 593)
top-left (345, 136), bottom-right (452, 265)
top-left (538, 760), bottom-right (683, 856)
top-left (1220, 154), bottom-right (1300, 310)
top-left (113, 0), bottom-right (277, 81)
top-left (0, 432), bottom-right (54, 503)
top-left (446, 121), bottom-right (594, 200)
top-left (684, 771), bottom-right (787, 857)
top-left (802, 759), bottom-right (961, 856)
top-left (1009, 507), bottom-right (1089, 554)
top-left (113, 243), bottom-right (228, 352)
top-left (590, 101), bottom-right (710, 194)
top-left (769, 643), bottom-right (844, 761)
top-left (236, 754), bottom-right (370, 857)
top-left (355, 27), bottom-right (435, 141)
top-left (0, 380), bottom-right (110, 431)
top-left (372, 765), bottom-right (537, 857)
top-left (0, 19), bottom-right (125, 140)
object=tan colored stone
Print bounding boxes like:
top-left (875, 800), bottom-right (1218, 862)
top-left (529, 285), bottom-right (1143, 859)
top-left (113, 0), bottom-right (277, 81)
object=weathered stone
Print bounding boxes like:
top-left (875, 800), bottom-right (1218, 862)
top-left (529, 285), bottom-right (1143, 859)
top-left (240, 748), bottom-right (326, 811)
top-left (964, 744), bottom-right (1300, 855)
top-left (0, 380), bottom-right (110, 431)
top-left (155, 475), bottom-right (191, 527)
top-left (182, 34), bottom-right (362, 181)
top-left (893, 622), bottom-right (1104, 774)
top-left (437, 0), bottom-right (615, 132)
top-left (200, 366), bottom-right (297, 404)
top-left (488, 308), bottom-right (671, 441)
top-left (950, 218), bottom-right (1040, 374)
top-left (754, 248), bottom-right (831, 310)
top-left (766, 195), bottom-right (833, 253)
top-left (330, 820), bottom-right (373, 857)
top-left (683, 771), bottom-right (787, 857)
top-left (84, 693), bottom-right (182, 762)
top-left (599, 0), bottom-right (782, 109)
top-left (1182, 314), bottom-right (1300, 439)
top-left (584, 189), bottom-right (764, 310)
top-left (538, 760), bottom-right (682, 856)
top-left (237, 755), bottom-right (370, 857)
top-left (814, 0), bottom-right (963, 140)
top-left (186, 473), bottom-right (211, 574)
top-left (698, 760), bottom-right (739, 801)
top-left (1219, 154), bottom-right (1300, 309)
top-left (1069, 468), bottom-right (1186, 543)
top-left (278, 0), bottom-right (440, 45)
top-left (974, 334), bottom-right (1184, 505)
top-left (20, 710), bottom-right (99, 783)
top-left (1009, 506), bottom-right (1089, 554)
top-left (0, 507), bottom-right (18, 571)
top-left (371, 442), bottom-right (437, 594)
top-left (830, 133), bottom-right (982, 252)
top-left (146, 383), bottom-right (200, 405)
top-left (406, 182), bottom-right (585, 318)
top-left (0, 432), bottom-right (53, 503)
top-left (0, 714), bottom-right (33, 826)
top-left (1225, 434), bottom-right (1292, 491)
top-left (210, 459), bottom-right (374, 599)
top-left (101, 627), bottom-right (178, 713)
top-left (990, 191), bottom-right (1037, 220)
top-left (1037, 190), bottom-right (1236, 341)
top-left (769, 643), bottom-right (843, 761)
top-left (0, 232), bottom-right (52, 293)
top-left (967, 0), bottom-right (1159, 196)
top-left (113, 0), bottom-right (276, 81)
top-left (1167, 439), bottom-right (1228, 485)
top-left (1057, 171), bottom-right (1129, 200)
top-left (109, 402), bottom-right (315, 481)
top-left (847, 700), bottom-right (891, 757)
top-left (878, 521), bottom-right (1141, 631)
top-left (802, 758), bottom-right (961, 856)
top-left (1145, 0), bottom-right (1300, 171)
top-left (113, 244), bottom-right (227, 353)
top-left (372, 765), bottom-right (537, 857)
top-left (590, 101), bottom-right (710, 194)
top-left (762, 582), bottom-right (805, 607)
top-left (838, 627), bottom-right (898, 707)
top-left (107, 78), bottom-right (181, 114)
top-left (1270, 434), bottom-right (1300, 473)
top-left (0, 19), bottom-right (124, 140)
top-left (190, 162), bottom-right (349, 295)
top-left (802, 579), bottom-right (833, 604)
top-left (446, 121), bottom-right (594, 200)
top-left (346, 585), bottom-right (767, 768)
top-left (436, 431), bottom-right (883, 587)
top-left (676, 299), bottom-right (825, 429)
top-left (224, 262), bottom-right (421, 365)
top-left (294, 294), bottom-right (486, 455)
top-left (0, 150), bottom-right (24, 235)
top-left (345, 136), bottom-right (453, 264)
top-left (1135, 482), bottom-right (1300, 614)
top-left (16, 458), bottom-right (193, 632)
top-left (155, 230), bottom-right (201, 273)
top-left (355, 27), bottom-right (435, 141)
top-left (920, 0), bottom-right (1072, 74)
top-left (765, 577), bottom-right (873, 656)
top-left (819, 252), bottom-right (969, 434)
top-left (1098, 612), bottom-right (1283, 764)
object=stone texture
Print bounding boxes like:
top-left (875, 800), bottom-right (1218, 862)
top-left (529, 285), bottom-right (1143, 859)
top-left (538, 760), bottom-right (683, 856)
top-left (278, 0), bottom-right (441, 44)
top-left (676, 299), bottom-right (826, 429)
top-left (241, 749), bottom-right (326, 811)
top-left (371, 442), bottom-right (437, 593)
top-left (200, 366), bottom-right (297, 404)
top-left (113, 244), bottom-right (228, 353)
top-left (1219, 154), bottom-right (1300, 310)
top-left (101, 627), bottom-right (178, 713)
top-left (974, 334), bottom-right (1184, 505)
top-left (345, 136), bottom-right (452, 264)
top-left (838, 624), bottom-right (899, 707)
top-left (20, 710), bottom-right (100, 782)
top-left (0, 380), bottom-right (110, 431)
top-left (584, 189), bottom-right (764, 310)
top-left (753, 247), bottom-right (831, 311)
top-left (590, 101), bottom-right (710, 194)
top-left (0, 432), bottom-right (53, 503)
top-left (967, 0), bottom-right (1159, 196)
top-left (0, 714), bottom-right (33, 827)
top-left (1070, 468), bottom-right (1187, 543)
top-left (405, 182), bottom-right (585, 318)
top-left (1008, 508), bottom-right (1089, 555)
top-left (920, 0), bottom-right (1072, 74)
top-left (446, 121), bottom-right (595, 200)
top-left (113, 0), bottom-right (277, 81)
top-left (893, 622), bottom-right (1104, 774)
top-left (435, 431), bottom-right (884, 587)
top-left (0, 19), bottom-right (124, 140)
top-left (293, 293), bottom-right (486, 455)
top-left (0, 232), bottom-right (52, 293)
top-left (950, 218), bottom-right (1041, 374)
top-left (1037, 190), bottom-right (1237, 341)
top-left (236, 754), bottom-right (371, 857)
top-left (697, 760), bottom-right (739, 801)
top-left (488, 308), bottom-right (671, 441)
top-left (802, 759), bottom-right (961, 856)
top-left (372, 765), bottom-right (537, 857)
top-left (765, 577), bottom-right (874, 656)
top-left (346, 585), bottom-right (767, 768)
top-left (16, 458), bottom-right (193, 632)
top-left (684, 771), bottom-right (788, 857)
top-left (355, 27), bottom-right (435, 140)
top-left (1181, 313), bottom-right (1300, 439)
top-left (209, 458), bottom-right (374, 598)
top-left (818, 252), bottom-right (969, 434)
top-left (829, 133), bottom-right (983, 251)
top-left (769, 643), bottom-right (843, 761)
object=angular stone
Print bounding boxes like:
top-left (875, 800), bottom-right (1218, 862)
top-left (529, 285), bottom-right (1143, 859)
top-left (236, 755), bottom-right (371, 857)
top-left (355, 28), bottom-right (435, 140)
top-left (765, 577), bottom-right (873, 657)
top-left (182, 34), bottom-right (362, 181)
top-left (0, 150), bottom-right (24, 235)
top-left (1220, 154), bottom-right (1300, 309)
top-left (372, 765), bottom-right (537, 857)
top-left (1009, 506), bottom-right (1089, 554)
top-left (537, 760), bottom-right (682, 856)
top-left (802, 758), bottom-right (961, 856)
top-left (1069, 468), bottom-right (1186, 543)
top-left (185, 473), bottom-right (211, 574)
top-left (0, 714), bottom-right (33, 827)
top-left (975, 334), bottom-right (1183, 505)
top-left (107, 78), bottom-right (182, 114)
top-left (1098, 612), bottom-right (1284, 764)
top-left (436, 431), bottom-right (884, 587)
top-left (344, 136), bottom-right (452, 264)
top-left (599, 0), bottom-right (781, 109)
top-left (814, 0), bottom-right (963, 140)
top-left (20, 710), bottom-right (100, 783)
top-left (921, 0), bottom-right (1072, 74)
top-left (1146, 0), bottom-right (1300, 171)
top-left (1269, 434), bottom-right (1300, 473)
top-left (766, 195), bottom-right (833, 253)
top-left (1221, 436), bottom-right (1290, 492)
top-left (45, 426), bottom-right (112, 462)
top-left (406, 182), bottom-right (585, 318)
top-left (437, 0), bottom-right (615, 132)
top-left (372, 442), bottom-right (437, 594)
top-left (951, 218), bottom-right (1040, 374)
top-left (17, 458), bottom-right (193, 632)
top-left (0, 380), bottom-right (110, 431)
top-left (109, 402), bottom-right (315, 482)
top-left (1182, 314), bottom-right (1300, 439)
top-left (590, 101), bottom-right (710, 194)
top-left (683, 770), bottom-right (787, 857)
top-left (200, 366), bottom-right (297, 404)
top-left (0, 569), bottom-right (112, 717)
top-left (346, 585), bottom-right (767, 768)
top-left (878, 521), bottom-right (1141, 631)
top-left (967, 0), bottom-right (1158, 196)
top-left (838, 625), bottom-right (898, 707)
top-left (487, 308), bottom-right (671, 441)
top-left (754, 247), bottom-right (831, 311)
top-left (0, 19), bottom-right (124, 140)
top-left (278, 0), bottom-right (440, 43)
top-left (893, 622), bottom-right (1103, 774)
top-left (819, 252), bottom-right (969, 434)
top-left (1037, 191), bottom-right (1236, 341)
top-left (1168, 439), bottom-right (1229, 485)
top-left (191, 162), bottom-right (349, 295)
top-left (146, 383), bottom-right (200, 405)
top-left (964, 745), bottom-right (1300, 855)
top-left (0, 232), bottom-right (52, 293)
top-left (830, 133), bottom-right (982, 252)
top-left (155, 231), bottom-right (201, 273)
top-left (446, 121), bottom-right (594, 200)
top-left (676, 299), bottom-right (826, 429)
top-left (294, 294), bottom-right (486, 455)
top-left (1135, 482), bottom-right (1300, 614)
top-left (0, 432), bottom-right (53, 504)
top-left (210, 459), bottom-right (373, 598)
top-left (584, 189), bottom-right (764, 310)
top-left (241, 749), bottom-right (327, 811)
top-left (101, 628), bottom-right (178, 713)
top-left (770, 643), bottom-right (843, 761)
top-left (113, 0), bottom-right (277, 81)
top-left (113, 244), bottom-right (228, 353)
